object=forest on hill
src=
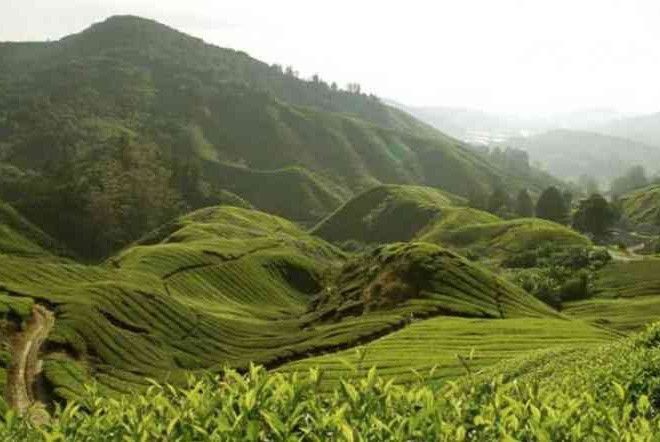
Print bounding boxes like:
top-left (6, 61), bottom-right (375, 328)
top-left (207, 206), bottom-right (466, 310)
top-left (0, 15), bottom-right (558, 259)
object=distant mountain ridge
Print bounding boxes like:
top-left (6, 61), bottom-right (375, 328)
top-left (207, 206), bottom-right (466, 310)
top-left (504, 129), bottom-right (660, 182)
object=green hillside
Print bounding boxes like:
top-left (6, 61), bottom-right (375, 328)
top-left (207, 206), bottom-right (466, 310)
top-left (313, 184), bottom-right (589, 259)
top-left (564, 259), bottom-right (660, 333)
top-left (0, 16), bottom-right (560, 259)
top-left (0, 206), bottom-right (561, 404)
top-left (0, 200), bottom-right (68, 258)
top-left (619, 184), bottom-right (660, 227)
top-left (5, 322), bottom-right (660, 440)
top-left (312, 185), bottom-right (467, 244)
top-left (422, 218), bottom-right (590, 259)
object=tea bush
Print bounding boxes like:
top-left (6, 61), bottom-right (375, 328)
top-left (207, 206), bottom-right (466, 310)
top-left (4, 322), bottom-right (660, 441)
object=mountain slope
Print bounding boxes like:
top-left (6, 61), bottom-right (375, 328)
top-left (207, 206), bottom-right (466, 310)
top-left (313, 185), bottom-right (588, 258)
top-left (618, 184), bottom-right (660, 227)
top-left (0, 200), bottom-right (68, 258)
top-left (312, 185), bottom-right (467, 244)
top-left (505, 129), bottom-right (660, 181)
top-left (0, 15), bottom-right (561, 257)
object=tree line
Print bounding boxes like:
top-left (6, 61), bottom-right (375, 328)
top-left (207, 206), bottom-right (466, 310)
top-left (472, 185), bottom-right (618, 241)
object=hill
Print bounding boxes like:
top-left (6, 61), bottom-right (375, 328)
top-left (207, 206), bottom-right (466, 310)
top-left (618, 184), bottom-right (660, 227)
top-left (595, 112), bottom-right (660, 148)
top-left (313, 185), bottom-right (589, 259)
top-left (312, 185), bottom-right (467, 244)
top-left (0, 15), bottom-right (560, 258)
top-left (564, 259), bottom-right (660, 333)
top-left (504, 129), bottom-right (660, 182)
top-left (0, 200), bottom-right (68, 258)
top-left (0, 205), bottom-right (562, 404)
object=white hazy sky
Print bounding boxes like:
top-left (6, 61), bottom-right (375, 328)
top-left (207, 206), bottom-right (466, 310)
top-left (2, 0), bottom-right (659, 114)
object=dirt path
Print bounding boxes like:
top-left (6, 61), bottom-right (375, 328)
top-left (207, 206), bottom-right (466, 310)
top-left (610, 243), bottom-right (647, 262)
top-left (5, 304), bottom-right (55, 416)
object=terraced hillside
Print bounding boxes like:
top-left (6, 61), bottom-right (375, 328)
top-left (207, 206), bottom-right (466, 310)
top-left (0, 205), bottom-right (571, 404)
top-left (313, 185), bottom-right (468, 244)
top-left (619, 184), bottom-right (660, 228)
top-left (0, 200), bottom-right (68, 258)
top-left (564, 259), bottom-right (660, 333)
top-left (280, 317), bottom-right (618, 383)
top-left (0, 15), bottom-right (560, 258)
top-left (313, 184), bottom-right (589, 259)
top-left (421, 218), bottom-right (590, 259)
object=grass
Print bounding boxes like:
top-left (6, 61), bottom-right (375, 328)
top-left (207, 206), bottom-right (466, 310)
top-left (5, 323), bottom-right (660, 440)
top-left (313, 186), bottom-right (589, 261)
top-left (0, 206), bottom-right (564, 403)
top-left (279, 316), bottom-right (618, 384)
top-left (420, 217), bottom-right (590, 259)
top-left (312, 184), bottom-right (467, 244)
top-left (563, 259), bottom-right (660, 333)
top-left (619, 184), bottom-right (660, 226)
top-left (0, 200), bottom-right (69, 258)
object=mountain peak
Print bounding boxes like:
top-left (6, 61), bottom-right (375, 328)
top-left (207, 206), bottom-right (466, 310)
top-left (60, 14), bottom-right (203, 49)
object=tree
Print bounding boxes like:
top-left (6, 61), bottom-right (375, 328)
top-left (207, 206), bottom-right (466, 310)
top-left (562, 190), bottom-right (574, 210)
top-left (346, 83), bottom-right (361, 94)
top-left (573, 193), bottom-right (617, 240)
top-left (85, 140), bottom-right (183, 257)
top-left (515, 189), bottom-right (534, 217)
top-left (535, 186), bottom-right (569, 224)
top-left (487, 186), bottom-right (511, 215)
top-left (467, 187), bottom-right (489, 211)
top-left (610, 165), bottom-right (648, 197)
top-left (578, 174), bottom-right (599, 195)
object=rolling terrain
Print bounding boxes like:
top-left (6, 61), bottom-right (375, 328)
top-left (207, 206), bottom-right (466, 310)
top-left (0, 204), bottom-right (568, 405)
top-left (313, 184), bottom-right (589, 259)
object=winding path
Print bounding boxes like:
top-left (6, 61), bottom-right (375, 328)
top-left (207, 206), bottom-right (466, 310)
top-left (6, 305), bottom-right (54, 415)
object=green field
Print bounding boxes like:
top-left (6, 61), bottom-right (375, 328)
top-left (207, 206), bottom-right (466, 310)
top-left (280, 316), bottom-right (618, 383)
top-left (563, 259), bottom-right (660, 333)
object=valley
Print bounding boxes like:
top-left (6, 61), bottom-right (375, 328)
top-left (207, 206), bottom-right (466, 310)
top-left (1, 12), bottom-right (660, 441)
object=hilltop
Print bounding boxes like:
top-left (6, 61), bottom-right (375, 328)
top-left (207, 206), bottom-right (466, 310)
top-left (0, 15), bottom-right (560, 258)
top-left (313, 184), bottom-right (589, 259)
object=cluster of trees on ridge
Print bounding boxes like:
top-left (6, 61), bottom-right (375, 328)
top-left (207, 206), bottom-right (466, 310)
top-left (474, 184), bottom-right (619, 241)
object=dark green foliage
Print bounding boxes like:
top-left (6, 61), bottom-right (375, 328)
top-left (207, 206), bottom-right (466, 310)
top-left (611, 165), bottom-right (648, 197)
top-left (486, 185), bottom-right (511, 215)
top-left (515, 188), bottom-right (534, 217)
top-left (313, 185), bottom-right (465, 244)
top-left (535, 186), bottom-right (569, 224)
top-left (573, 193), bottom-right (618, 240)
